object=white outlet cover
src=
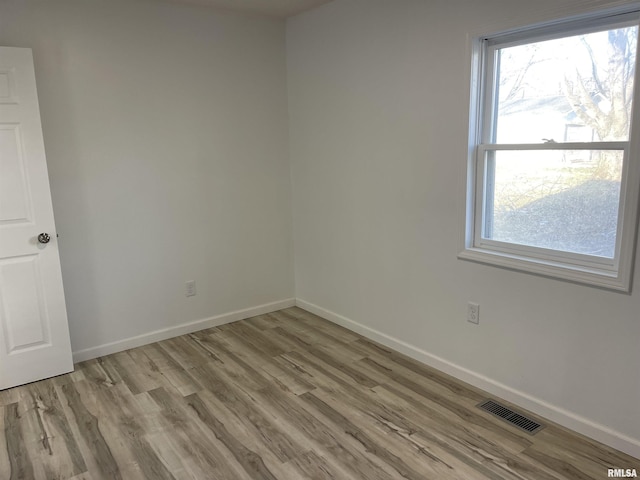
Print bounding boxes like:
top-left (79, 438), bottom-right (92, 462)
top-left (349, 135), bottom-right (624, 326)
top-left (185, 280), bottom-right (197, 297)
top-left (468, 302), bottom-right (479, 324)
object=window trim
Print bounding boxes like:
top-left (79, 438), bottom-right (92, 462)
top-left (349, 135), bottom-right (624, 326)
top-left (460, 9), bottom-right (640, 293)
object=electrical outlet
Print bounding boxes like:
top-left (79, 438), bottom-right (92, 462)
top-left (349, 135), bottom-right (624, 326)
top-left (185, 280), bottom-right (197, 297)
top-left (467, 302), bottom-right (479, 324)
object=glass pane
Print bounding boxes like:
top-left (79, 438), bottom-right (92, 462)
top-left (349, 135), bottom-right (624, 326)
top-left (495, 25), bottom-right (638, 143)
top-left (484, 150), bottom-right (622, 258)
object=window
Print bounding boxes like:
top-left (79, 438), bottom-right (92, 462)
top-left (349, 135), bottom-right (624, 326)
top-left (461, 10), bottom-right (640, 292)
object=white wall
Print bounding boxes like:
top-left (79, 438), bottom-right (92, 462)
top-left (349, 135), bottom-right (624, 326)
top-left (287, 0), bottom-right (640, 457)
top-left (0, 0), bottom-right (294, 356)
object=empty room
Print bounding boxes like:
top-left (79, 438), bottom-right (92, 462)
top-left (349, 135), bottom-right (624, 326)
top-left (1, 0), bottom-right (639, 478)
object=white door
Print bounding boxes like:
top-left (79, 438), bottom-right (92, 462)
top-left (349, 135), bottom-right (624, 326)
top-left (0, 47), bottom-right (73, 389)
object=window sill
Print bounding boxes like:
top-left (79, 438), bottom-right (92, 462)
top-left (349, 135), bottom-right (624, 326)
top-left (458, 247), bottom-right (631, 293)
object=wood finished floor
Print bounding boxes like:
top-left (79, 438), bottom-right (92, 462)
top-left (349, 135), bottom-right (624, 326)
top-left (0, 307), bottom-right (637, 479)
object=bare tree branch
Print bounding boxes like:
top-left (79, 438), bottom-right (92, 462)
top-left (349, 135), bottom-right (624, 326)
top-left (564, 27), bottom-right (637, 141)
top-left (580, 36), bottom-right (606, 96)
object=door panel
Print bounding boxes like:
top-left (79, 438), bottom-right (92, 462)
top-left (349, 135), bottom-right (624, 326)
top-left (0, 255), bottom-right (50, 352)
top-left (0, 124), bottom-right (32, 223)
top-left (0, 47), bottom-right (73, 389)
top-left (0, 69), bottom-right (18, 104)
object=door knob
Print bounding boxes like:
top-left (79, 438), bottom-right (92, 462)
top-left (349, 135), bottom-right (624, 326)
top-left (38, 233), bottom-right (51, 244)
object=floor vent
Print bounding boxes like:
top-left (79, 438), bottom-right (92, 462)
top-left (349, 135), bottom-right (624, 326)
top-left (477, 399), bottom-right (544, 434)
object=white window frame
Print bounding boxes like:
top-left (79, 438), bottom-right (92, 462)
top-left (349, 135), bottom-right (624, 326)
top-left (460, 9), bottom-right (640, 292)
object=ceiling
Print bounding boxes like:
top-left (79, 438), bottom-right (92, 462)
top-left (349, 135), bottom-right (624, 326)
top-left (163, 0), bottom-right (335, 18)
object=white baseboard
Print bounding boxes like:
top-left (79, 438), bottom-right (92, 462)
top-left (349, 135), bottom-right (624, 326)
top-left (296, 298), bottom-right (640, 460)
top-left (72, 298), bottom-right (296, 363)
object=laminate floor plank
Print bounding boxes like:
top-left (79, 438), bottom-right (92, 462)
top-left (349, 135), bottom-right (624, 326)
top-left (0, 406), bottom-right (11, 480)
top-left (353, 339), bottom-right (485, 403)
top-left (95, 384), bottom-right (175, 480)
top-left (156, 337), bottom-right (211, 371)
top-left (185, 391), bottom-right (278, 480)
top-left (53, 383), bottom-right (122, 480)
top-left (287, 449), bottom-right (354, 480)
top-left (17, 384), bottom-right (83, 480)
top-left (0, 387), bottom-right (21, 407)
top-left (534, 425), bottom-right (635, 468)
top-left (251, 386), bottom-right (402, 480)
top-left (141, 432), bottom-right (190, 479)
top-left (68, 474), bottom-right (94, 480)
top-left (186, 364), bottom-right (304, 463)
top-left (280, 347), bottom-right (605, 480)
top-left (376, 373), bottom-right (531, 455)
top-left (279, 352), bottom-right (512, 480)
top-left (269, 325), bottom-right (315, 350)
top-left (4, 402), bottom-right (35, 480)
top-left (139, 343), bottom-right (184, 372)
top-left (66, 380), bottom-right (148, 480)
top-left (187, 388), bottom-right (310, 480)
top-left (1, 308), bottom-right (638, 479)
top-left (270, 310), bottom-right (352, 348)
top-left (372, 384), bottom-right (569, 480)
top-left (245, 314), bottom-right (279, 331)
top-left (255, 325), bottom-right (312, 357)
top-left (521, 441), bottom-right (619, 480)
top-left (284, 308), bottom-right (361, 343)
top-left (353, 354), bottom-right (533, 451)
top-left (285, 319), bottom-right (355, 348)
top-left (317, 382), bottom-right (529, 480)
top-left (299, 390), bottom-right (460, 480)
top-left (147, 387), bottom-right (253, 480)
top-left (190, 338), bottom-right (272, 393)
top-left (226, 321), bottom-right (289, 358)
top-left (304, 346), bottom-right (379, 388)
top-left (268, 312), bottom-right (325, 342)
top-left (27, 381), bottom-right (87, 479)
top-left (194, 329), bottom-right (316, 396)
